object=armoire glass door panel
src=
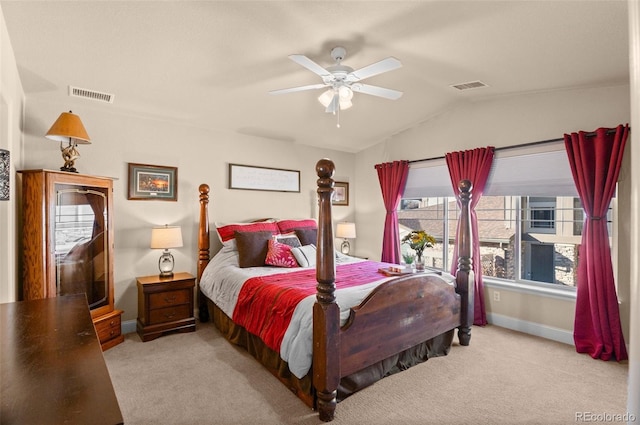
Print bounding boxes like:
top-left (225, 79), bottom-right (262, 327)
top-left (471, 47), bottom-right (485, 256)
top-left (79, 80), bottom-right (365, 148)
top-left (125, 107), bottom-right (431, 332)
top-left (54, 184), bottom-right (110, 310)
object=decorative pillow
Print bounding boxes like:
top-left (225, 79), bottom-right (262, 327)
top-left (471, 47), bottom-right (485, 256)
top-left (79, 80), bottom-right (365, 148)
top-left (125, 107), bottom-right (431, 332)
top-left (235, 230), bottom-right (273, 268)
top-left (275, 233), bottom-right (302, 248)
top-left (265, 239), bottom-right (298, 268)
top-left (216, 221), bottom-right (278, 247)
top-left (276, 219), bottom-right (317, 234)
top-left (295, 228), bottom-right (318, 246)
top-left (291, 244), bottom-right (317, 268)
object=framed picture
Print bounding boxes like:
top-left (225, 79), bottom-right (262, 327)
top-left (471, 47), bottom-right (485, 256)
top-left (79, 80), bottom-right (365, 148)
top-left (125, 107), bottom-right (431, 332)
top-left (127, 163), bottom-right (178, 201)
top-left (229, 163), bottom-right (300, 193)
top-left (0, 149), bottom-right (9, 201)
top-left (332, 181), bottom-right (349, 206)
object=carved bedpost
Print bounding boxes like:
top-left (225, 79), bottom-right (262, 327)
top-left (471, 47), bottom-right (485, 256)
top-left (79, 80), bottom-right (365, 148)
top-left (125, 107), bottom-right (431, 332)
top-left (197, 184), bottom-right (211, 323)
top-left (455, 179), bottom-right (474, 346)
top-left (313, 159), bottom-right (340, 422)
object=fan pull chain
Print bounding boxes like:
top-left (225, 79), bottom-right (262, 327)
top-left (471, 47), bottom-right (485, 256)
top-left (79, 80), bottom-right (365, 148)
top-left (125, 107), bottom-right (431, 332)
top-left (336, 106), bottom-right (341, 128)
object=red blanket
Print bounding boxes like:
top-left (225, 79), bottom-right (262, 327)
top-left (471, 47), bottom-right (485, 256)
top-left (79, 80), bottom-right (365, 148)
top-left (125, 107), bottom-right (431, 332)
top-left (232, 261), bottom-right (390, 352)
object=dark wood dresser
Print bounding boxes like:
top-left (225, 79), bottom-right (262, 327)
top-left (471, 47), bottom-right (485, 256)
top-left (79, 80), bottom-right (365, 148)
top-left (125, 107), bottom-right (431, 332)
top-left (0, 294), bottom-right (124, 425)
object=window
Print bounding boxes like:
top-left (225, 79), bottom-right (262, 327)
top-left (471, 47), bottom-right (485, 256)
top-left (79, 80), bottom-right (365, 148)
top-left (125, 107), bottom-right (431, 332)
top-left (399, 142), bottom-right (615, 291)
top-left (399, 194), bottom-right (603, 289)
top-left (527, 197), bottom-right (556, 231)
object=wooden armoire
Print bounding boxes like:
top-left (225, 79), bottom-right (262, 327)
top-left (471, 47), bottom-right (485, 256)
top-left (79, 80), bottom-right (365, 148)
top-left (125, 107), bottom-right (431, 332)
top-left (18, 169), bottom-right (123, 350)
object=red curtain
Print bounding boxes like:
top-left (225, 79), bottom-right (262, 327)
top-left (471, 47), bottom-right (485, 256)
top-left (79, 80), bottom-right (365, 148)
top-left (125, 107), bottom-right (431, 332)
top-left (564, 125), bottom-right (629, 361)
top-left (375, 161), bottom-right (409, 263)
top-left (446, 147), bottom-right (495, 326)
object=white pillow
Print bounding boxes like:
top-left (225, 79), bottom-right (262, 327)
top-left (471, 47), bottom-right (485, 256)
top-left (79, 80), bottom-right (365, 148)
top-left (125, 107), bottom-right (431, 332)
top-left (291, 244), bottom-right (317, 267)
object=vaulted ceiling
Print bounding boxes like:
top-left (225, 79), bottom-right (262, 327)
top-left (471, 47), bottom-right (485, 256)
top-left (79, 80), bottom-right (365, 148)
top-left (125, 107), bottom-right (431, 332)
top-left (1, 1), bottom-right (629, 153)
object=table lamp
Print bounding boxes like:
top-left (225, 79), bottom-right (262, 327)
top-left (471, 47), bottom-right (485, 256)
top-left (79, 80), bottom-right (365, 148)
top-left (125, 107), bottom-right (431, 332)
top-left (336, 222), bottom-right (356, 255)
top-left (45, 111), bottom-right (91, 173)
top-left (150, 225), bottom-right (183, 278)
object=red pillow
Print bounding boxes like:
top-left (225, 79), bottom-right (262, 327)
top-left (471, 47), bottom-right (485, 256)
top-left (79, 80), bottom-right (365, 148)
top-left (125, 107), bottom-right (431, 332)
top-left (276, 219), bottom-right (317, 234)
top-left (216, 221), bottom-right (278, 245)
top-left (265, 239), bottom-right (298, 268)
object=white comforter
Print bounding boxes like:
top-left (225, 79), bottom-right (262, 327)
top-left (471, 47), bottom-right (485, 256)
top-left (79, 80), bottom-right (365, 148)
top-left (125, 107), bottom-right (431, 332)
top-left (199, 246), bottom-right (452, 378)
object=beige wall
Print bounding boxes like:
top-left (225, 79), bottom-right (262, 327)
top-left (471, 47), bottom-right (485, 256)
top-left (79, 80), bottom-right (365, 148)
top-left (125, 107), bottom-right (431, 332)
top-left (0, 3), bottom-right (24, 303)
top-left (626, 0), bottom-right (640, 416)
top-left (17, 98), bottom-right (357, 322)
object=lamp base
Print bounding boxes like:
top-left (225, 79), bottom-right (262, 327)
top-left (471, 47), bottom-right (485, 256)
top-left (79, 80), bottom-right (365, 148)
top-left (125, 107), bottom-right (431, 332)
top-left (158, 250), bottom-right (175, 278)
top-left (159, 270), bottom-right (174, 278)
top-left (341, 239), bottom-right (351, 255)
top-left (60, 141), bottom-right (80, 174)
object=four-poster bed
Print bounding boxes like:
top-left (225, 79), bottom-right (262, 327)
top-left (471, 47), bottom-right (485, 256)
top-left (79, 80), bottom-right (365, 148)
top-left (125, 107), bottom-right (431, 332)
top-left (196, 158), bottom-right (474, 422)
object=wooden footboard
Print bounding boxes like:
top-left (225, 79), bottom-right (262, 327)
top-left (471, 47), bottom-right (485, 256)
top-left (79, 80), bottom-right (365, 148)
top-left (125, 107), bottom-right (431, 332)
top-left (313, 159), bottom-right (472, 422)
top-left (339, 274), bottom-right (460, 377)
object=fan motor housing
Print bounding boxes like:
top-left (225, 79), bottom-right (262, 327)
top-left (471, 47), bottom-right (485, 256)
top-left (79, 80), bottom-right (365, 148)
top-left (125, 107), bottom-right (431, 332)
top-left (331, 46), bottom-right (347, 62)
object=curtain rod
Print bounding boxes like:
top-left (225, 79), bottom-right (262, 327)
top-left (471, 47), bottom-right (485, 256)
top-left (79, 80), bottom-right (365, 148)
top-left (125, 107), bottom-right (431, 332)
top-left (408, 128), bottom-right (625, 164)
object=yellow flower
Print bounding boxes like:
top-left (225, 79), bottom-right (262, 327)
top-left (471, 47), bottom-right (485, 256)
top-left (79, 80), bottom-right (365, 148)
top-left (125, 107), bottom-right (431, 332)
top-left (401, 230), bottom-right (436, 259)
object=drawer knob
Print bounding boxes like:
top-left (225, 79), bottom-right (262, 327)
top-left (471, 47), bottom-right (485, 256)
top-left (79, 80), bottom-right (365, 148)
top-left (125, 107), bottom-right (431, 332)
top-left (164, 295), bottom-right (177, 304)
top-left (163, 311), bottom-right (176, 319)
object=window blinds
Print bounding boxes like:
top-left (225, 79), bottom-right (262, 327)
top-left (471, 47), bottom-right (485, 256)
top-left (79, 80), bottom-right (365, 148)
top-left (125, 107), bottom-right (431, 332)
top-left (403, 141), bottom-right (579, 198)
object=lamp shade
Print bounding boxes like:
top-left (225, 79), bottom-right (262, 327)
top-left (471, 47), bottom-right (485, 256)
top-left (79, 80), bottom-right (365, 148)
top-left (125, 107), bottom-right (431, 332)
top-left (318, 88), bottom-right (353, 110)
top-left (150, 225), bottom-right (183, 249)
top-left (45, 111), bottom-right (91, 144)
top-left (336, 222), bottom-right (356, 239)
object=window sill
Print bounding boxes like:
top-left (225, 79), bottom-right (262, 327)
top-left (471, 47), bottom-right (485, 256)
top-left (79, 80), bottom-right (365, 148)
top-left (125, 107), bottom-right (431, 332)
top-left (483, 277), bottom-right (577, 302)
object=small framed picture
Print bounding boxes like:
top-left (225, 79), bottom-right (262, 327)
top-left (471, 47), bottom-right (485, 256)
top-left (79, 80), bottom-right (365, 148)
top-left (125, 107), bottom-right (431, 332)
top-left (127, 163), bottom-right (178, 201)
top-left (332, 181), bottom-right (349, 206)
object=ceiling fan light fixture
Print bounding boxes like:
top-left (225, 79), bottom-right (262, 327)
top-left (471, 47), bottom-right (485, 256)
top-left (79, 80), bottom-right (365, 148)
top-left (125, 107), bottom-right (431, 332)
top-left (340, 99), bottom-right (353, 110)
top-left (318, 89), bottom-right (334, 108)
top-left (318, 88), bottom-right (353, 111)
top-left (338, 86), bottom-right (353, 101)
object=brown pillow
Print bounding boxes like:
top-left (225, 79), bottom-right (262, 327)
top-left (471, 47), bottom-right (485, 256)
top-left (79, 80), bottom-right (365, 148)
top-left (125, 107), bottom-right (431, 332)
top-left (295, 228), bottom-right (317, 246)
top-left (235, 230), bottom-right (272, 268)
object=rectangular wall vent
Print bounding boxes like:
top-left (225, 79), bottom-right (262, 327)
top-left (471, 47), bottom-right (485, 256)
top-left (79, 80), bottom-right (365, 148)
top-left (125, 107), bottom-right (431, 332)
top-left (450, 80), bottom-right (489, 91)
top-left (68, 86), bottom-right (114, 104)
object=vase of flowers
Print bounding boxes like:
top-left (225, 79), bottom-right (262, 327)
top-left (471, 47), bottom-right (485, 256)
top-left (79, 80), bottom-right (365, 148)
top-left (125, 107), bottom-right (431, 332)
top-left (401, 230), bottom-right (436, 272)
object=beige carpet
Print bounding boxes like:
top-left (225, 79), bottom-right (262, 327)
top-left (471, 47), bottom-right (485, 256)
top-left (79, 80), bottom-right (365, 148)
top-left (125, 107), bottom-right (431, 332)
top-left (103, 322), bottom-right (628, 425)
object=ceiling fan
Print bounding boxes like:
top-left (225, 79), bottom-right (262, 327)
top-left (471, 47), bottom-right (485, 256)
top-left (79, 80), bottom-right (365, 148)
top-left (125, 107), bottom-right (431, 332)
top-left (269, 46), bottom-right (402, 123)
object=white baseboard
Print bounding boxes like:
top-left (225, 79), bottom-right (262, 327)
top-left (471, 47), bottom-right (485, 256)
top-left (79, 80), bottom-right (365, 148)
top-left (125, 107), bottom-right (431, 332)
top-left (122, 314), bottom-right (573, 345)
top-left (486, 312), bottom-right (574, 345)
top-left (122, 319), bottom-right (137, 335)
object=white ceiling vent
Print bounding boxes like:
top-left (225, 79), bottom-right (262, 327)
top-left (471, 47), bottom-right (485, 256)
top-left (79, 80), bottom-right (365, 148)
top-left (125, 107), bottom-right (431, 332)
top-left (68, 86), bottom-right (114, 104)
top-left (450, 80), bottom-right (489, 91)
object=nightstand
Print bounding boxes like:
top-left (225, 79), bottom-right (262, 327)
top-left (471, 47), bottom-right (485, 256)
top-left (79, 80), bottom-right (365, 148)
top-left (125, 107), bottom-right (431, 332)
top-left (136, 272), bottom-right (196, 342)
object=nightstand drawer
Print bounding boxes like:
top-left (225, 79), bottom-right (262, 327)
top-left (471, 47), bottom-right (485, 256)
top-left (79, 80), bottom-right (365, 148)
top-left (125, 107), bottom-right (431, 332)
top-left (93, 310), bottom-right (123, 347)
top-left (148, 305), bottom-right (191, 325)
top-left (148, 289), bottom-right (190, 309)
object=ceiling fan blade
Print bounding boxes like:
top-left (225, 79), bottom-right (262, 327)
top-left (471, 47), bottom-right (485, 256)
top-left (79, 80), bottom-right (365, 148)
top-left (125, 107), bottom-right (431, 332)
top-left (289, 54), bottom-right (333, 78)
top-left (347, 57), bottom-right (402, 82)
top-left (351, 83), bottom-right (403, 100)
top-left (269, 83), bottom-right (327, 95)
